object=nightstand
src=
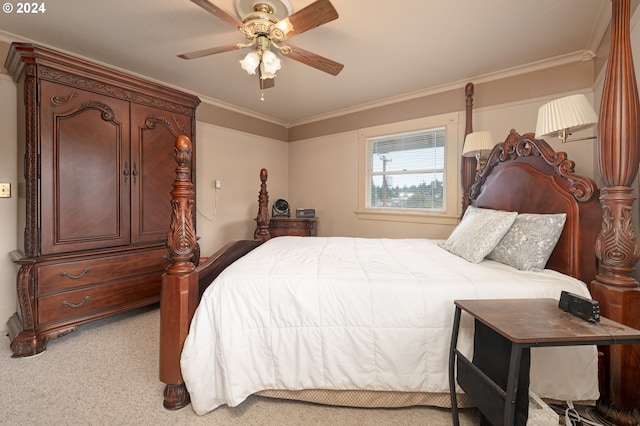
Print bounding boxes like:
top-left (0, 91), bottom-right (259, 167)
top-left (449, 298), bottom-right (640, 426)
top-left (269, 217), bottom-right (318, 237)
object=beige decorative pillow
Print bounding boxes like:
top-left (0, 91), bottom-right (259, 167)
top-left (438, 206), bottom-right (518, 263)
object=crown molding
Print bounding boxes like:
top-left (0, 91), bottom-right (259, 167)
top-left (0, 30), bottom-right (289, 128)
top-left (290, 50), bottom-right (594, 127)
top-left (586, 1), bottom-right (612, 55)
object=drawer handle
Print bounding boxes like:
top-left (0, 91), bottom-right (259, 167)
top-left (61, 296), bottom-right (91, 309)
top-left (60, 268), bottom-right (91, 280)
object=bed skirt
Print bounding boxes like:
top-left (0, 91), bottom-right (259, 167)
top-left (256, 389), bottom-right (473, 408)
top-left (256, 389), bottom-right (595, 410)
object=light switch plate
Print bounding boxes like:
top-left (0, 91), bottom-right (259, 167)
top-left (0, 183), bottom-right (11, 198)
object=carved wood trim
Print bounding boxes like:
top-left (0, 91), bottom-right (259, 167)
top-left (254, 168), bottom-right (271, 242)
top-left (165, 135), bottom-right (197, 275)
top-left (50, 91), bottom-right (77, 106)
top-left (24, 64), bottom-right (39, 257)
top-left (163, 383), bottom-right (190, 410)
top-left (469, 130), bottom-right (597, 203)
top-left (144, 114), bottom-right (187, 137)
top-left (39, 67), bottom-right (194, 115)
top-left (595, 188), bottom-right (640, 287)
top-left (66, 101), bottom-right (118, 122)
top-left (15, 264), bottom-right (35, 331)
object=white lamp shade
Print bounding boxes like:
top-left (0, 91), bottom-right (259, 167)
top-left (535, 94), bottom-right (598, 139)
top-left (463, 131), bottom-right (496, 157)
top-left (239, 51), bottom-right (260, 75)
top-left (259, 62), bottom-right (277, 80)
top-left (261, 50), bottom-right (281, 74)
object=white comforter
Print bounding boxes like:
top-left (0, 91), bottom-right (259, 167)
top-left (181, 237), bottom-right (599, 415)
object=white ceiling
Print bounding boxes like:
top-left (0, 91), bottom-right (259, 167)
top-left (0, 0), bottom-right (610, 127)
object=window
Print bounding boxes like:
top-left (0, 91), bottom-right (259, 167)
top-left (357, 112), bottom-right (460, 225)
top-left (368, 128), bottom-right (446, 211)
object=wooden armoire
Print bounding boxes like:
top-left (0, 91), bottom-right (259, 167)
top-left (5, 43), bottom-right (200, 357)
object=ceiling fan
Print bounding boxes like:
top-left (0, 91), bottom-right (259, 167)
top-left (178, 0), bottom-right (344, 91)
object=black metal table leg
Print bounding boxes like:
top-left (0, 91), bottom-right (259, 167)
top-left (503, 344), bottom-right (523, 425)
top-left (449, 306), bottom-right (463, 426)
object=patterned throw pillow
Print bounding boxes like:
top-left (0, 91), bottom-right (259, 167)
top-left (487, 213), bottom-right (566, 271)
top-left (438, 206), bottom-right (518, 263)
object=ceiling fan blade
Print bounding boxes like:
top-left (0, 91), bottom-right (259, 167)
top-left (190, 0), bottom-right (244, 29)
top-left (178, 43), bottom-right (245, 60)
top-left (280, 44), bottom-right (343, 76)
top-left (276, 0), bottom-right (338, 41)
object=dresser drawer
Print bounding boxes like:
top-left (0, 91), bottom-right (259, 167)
top-left (38, 248), bottom-right (168, 294)
top-left (269, 218), bottom-right (318, 237)
top-left (37, 273), bottom-right (161, 325)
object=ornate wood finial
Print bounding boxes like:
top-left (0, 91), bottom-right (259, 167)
top-left (165, 135), bottom-right (197, 275)
top-left (254, 168), bottom-right (271, 241)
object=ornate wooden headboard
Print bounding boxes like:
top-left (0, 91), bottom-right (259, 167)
top-left (469, 130), bottom-right (601, 285)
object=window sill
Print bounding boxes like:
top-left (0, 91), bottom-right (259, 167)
top-left (354, 210), bottom-right (460, 225)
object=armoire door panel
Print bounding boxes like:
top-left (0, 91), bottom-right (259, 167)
top-left (130, 104), bottom-right (192, 244)
top-left (39, 81), bottom-right (131, 254)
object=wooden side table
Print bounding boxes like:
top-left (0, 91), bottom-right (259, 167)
top-left (269, 217), bottom-right (318, 237)
top-left (448, 298), bottom-right (640, 426)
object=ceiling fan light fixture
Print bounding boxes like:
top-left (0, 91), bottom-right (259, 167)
top-left (260, 63), bottom-right (277, 80)
top-left (261, 50), bottom-right (281, 74)
top-left (180, 0), bottom-right (343, 91)
top-left (274, 19), bottom-right (293, 36)
top-left (239, 51), bottom-right (260, 74)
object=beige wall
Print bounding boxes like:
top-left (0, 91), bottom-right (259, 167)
top-left (195, 122), bottom-right (288, 256)
top-left (0, 73), bottom-right (18, 330)
top-left (287, 91), bottom-right (598, 240)
top-left (288, 128), bottom-right (458, 240)
top-left (289, 61), bottom-right (594, 143)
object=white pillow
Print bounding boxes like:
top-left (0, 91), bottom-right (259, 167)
top-left (439, 206), bottom-right (518, 263)
top-left (487, 213), bottom-right (566, 271)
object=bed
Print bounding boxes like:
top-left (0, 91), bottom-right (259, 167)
top-left (167, 130), bottom-right (603, 416)
top-left (160, 0), bottom-right (640, 423)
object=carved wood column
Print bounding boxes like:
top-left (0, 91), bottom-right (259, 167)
top-left (460, 82), bottom-right (476, 218)
top-left (254, 168), bottom-right (271, 241)
top-left (160, 135), bottom-right (198, 410)
top-left (591, 0), bottom-right (640, 420)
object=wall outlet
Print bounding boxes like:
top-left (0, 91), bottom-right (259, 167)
top-left (0, 183), bottom-right (10, 198)
top-left (215, 179), bottom-right (221, 189)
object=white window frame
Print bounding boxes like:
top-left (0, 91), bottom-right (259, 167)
top-left (356, 112), bottom-right (460, 225)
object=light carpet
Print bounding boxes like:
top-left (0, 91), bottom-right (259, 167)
top-left (0, 306), bottom-right (480, 425)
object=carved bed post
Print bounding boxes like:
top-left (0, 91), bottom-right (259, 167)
top-left (254, 168), bottom-right (271, 242)
top-left (591, 0), bottom-right (640, 421)
top-left (460, 82), bottom-right (476, 218)
top-left (159, 135), bottom-right (198, 410)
